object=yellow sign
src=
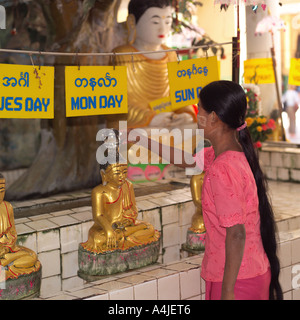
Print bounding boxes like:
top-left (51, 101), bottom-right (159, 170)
top-left (65, 66), bottom-right (128, 117)
top-left (288, 58), bottom-right (300, 85)
top-left (149, 96), bottom-right (173, 113)
top-left (167, 56), bottom-right (220, 110)
top-left (0, 64), bottom-right (54, 119)
top-left (244, 58), bottom-right (275, 84)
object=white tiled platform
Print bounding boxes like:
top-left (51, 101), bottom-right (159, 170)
top-left (3, 147), bottom-right (300, 300)
top-left (12, 178), bottom-right (198, 299)
top-left (6, 176), bottom-right (300, 300)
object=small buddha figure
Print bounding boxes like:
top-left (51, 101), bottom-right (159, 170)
top-left (109, 0), bottom-right (197, 129)
top-left (81, 162), bottom-right (159, 253)
top-left (183, 172), bottom-right (206, 252)
top-left (190, 172), bottom-right (205, 233)
top-left (0, 174), bottom-right (40, 281)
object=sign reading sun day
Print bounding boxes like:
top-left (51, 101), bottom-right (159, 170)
top-left (65, 66), bottom-right (128, 117)
top-left (0, 64), bottom-right (54, 118)
top-left (167, 56), bottom-right (220, 110)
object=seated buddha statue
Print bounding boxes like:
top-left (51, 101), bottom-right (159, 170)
top-left (81, 162), bottom-right (159, 253)
top-left (190, 172), bottom-right (205, 233)
top-left (108, 0), bottom-right (197, 129)
top-left (0, 174), bottom-right (40, 280)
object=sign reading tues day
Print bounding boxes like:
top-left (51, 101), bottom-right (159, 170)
top-left (0, 64), bottom-right (54, 119)
top-left (167, 56), bottom-right (220, 109)
top-left (65, 66), bottom-right (128, 117)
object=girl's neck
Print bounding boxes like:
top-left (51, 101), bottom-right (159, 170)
top-left (209, 131), bottom-right (242, 158)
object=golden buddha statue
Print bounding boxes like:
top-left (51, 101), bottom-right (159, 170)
top-left (81, 162), bottom-right (159, 253)
top-left (0, 174), bottom-right (40, 281)
top-left (109, 0), bottom-right (197, 129)
top-left (190, 172), bottom-right (205, 233)
top-left (181, 171), bottom-right (206, 253)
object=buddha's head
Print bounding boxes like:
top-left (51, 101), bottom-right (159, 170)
top-left (127, 0), bottom-right (173, 46)
top-left (100, 163), bottom-right (128, 188)
top-left (0, 174), bottom-right (5, 203)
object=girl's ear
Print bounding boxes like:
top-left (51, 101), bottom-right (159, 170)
top-left (211, 111), bottom-right (217, 123)
top-left (209, 111), bottom-right (219, 126)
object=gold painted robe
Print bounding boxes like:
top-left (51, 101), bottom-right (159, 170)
top-left (0, 201), bottom-right (40, 280)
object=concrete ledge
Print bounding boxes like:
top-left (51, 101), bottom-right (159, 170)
top-left (260, 144), bottom-right (300, 182)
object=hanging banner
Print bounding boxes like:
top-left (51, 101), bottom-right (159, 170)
top-left (244, 58), bottom-right (275, 84)
top-left (288, 58), bottom-right (300, 86)
top-left (65, 66), bottom-right (128, 117)
top-left (0, 64), bottom-right (54, 119)
top-left (167, 56), bottom-right (220, 110)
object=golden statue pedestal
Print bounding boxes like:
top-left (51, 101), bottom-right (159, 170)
top-left (78, 236), bottom-right (160, 280)
top-left (182, 229), bottom-right (206, 254)
top-left (0, 267), bottom-right (41, 300)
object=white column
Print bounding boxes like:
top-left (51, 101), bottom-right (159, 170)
top-left (245, 0), bottom-right (282, 116)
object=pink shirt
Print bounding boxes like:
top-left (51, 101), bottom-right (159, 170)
top-left (195, 146), bottom-right (269, 282)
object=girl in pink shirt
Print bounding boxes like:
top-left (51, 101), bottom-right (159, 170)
top-left (129, 80), bottom-right (282, 300)
top-left (194, 80), bottom-right (282, 300)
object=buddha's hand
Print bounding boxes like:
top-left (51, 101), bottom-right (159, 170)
top-left (170, 112), bottom-right (194, 126)
top-left (105, 228), bottom-right (117, 249)
top-left (149, 112), bottom-right (194, 128)
top-left (0, 235), bottom-right (7, 244)
top-left (0, 246), bottom-right (8, 258)
top-left (149, 112), bottom-right (173, 127)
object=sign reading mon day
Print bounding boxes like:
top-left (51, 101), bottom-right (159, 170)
top-left (65, 66), bottom-right (128, 117)
top-left (0, 64), bottom-right (54, 119)
top-left (167, 56), bottom-right (220, 109)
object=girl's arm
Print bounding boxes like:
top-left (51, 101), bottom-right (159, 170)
top-left (222, 223), bottom-right (246, 300)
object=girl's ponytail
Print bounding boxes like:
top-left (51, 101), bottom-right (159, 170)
top-left (238, 127), bottom-right (283, 300)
